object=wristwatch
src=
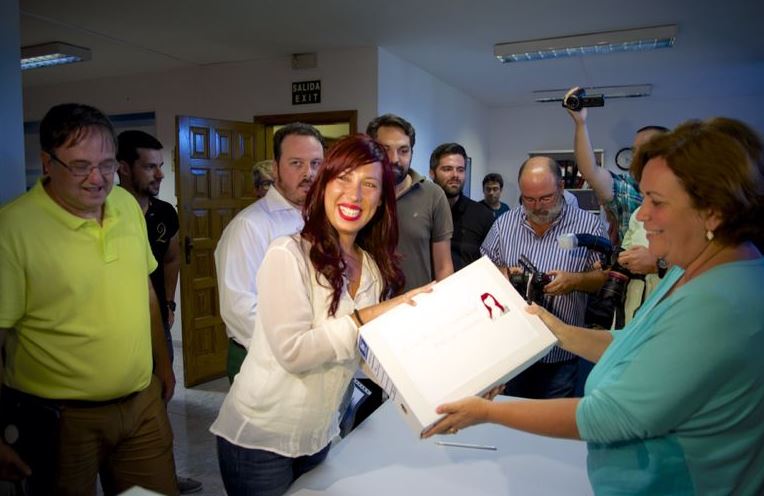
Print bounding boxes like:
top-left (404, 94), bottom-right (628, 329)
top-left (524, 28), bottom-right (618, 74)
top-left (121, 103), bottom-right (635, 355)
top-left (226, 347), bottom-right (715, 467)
top-left (656, 258), bottom-right (668, 278)
top-left (167, 300), bottom-right (177, 312)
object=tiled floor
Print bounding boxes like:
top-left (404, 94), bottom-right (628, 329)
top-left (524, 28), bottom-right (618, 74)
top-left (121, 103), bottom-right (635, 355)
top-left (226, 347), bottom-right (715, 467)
top-left (167, 341), bottom-right (229, 495)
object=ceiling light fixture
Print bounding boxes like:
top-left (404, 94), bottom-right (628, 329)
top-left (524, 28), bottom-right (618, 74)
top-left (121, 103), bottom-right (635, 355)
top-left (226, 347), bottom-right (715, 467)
top-left (495, 25), bottom-right (677, 63)
top-left (21, 42), bottom-right (92, 71)
top-left (533, 84), bottom-right (653, 103)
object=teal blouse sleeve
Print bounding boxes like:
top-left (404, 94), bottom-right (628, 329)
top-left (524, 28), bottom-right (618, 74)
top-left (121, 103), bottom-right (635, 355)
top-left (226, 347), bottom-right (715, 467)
top-left (577, 284), bottom-right (749, 443)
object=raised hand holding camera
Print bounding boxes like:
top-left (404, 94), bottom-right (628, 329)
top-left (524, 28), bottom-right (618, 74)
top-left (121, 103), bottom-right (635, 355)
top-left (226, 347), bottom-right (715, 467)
top-left (562, 86), bottom-right (605, 111)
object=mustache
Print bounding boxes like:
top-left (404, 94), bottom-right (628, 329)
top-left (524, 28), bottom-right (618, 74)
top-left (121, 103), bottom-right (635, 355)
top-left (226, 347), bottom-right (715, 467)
top-left (526, 201), bottom-right (563, 223)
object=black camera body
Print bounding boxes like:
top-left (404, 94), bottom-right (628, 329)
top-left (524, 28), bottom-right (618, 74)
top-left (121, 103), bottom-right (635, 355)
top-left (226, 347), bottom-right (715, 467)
top-left (586, 245), bottom-right (638, 329)
top-left (602, 245), bottom-right (633, 278)
top-left (509, 255), bottom-right (553, 308)
top-left (562, 87), bottom-right (605, 111)
top-left (558, 233), bottom-right (640, 329)
top-left (581, 238), bottom-right (643, 329)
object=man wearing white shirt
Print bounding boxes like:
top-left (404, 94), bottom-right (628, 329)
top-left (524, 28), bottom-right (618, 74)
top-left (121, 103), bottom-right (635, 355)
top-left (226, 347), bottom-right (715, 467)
top-left (215, 123), bottom-right (324, 382)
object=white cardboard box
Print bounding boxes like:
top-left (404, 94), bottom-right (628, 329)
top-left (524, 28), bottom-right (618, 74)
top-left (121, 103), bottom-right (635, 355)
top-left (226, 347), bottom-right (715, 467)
top-left (358, 256), bottom-right (557, 436)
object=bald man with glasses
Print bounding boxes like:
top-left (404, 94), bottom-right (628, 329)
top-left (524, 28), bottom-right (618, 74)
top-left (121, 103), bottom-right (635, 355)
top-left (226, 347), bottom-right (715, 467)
top-left (481, 156), bottom-right (607, 399)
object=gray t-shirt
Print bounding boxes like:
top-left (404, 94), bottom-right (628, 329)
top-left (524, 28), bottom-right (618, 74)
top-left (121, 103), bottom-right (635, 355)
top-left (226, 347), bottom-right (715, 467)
top-left (396, 170), bottom-right (453, 291)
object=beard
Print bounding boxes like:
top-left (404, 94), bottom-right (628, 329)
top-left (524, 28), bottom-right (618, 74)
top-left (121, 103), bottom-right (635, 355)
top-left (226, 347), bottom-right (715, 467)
top-left (440, 181), bottom-right (463, 198)
top-left (525, 196), bottom-right (563, 225)
top-left (137, 180), bottom-right (160, 198)
top-left (393, 163), bottom-right (408, 185)
top-left (294, 178), bottom-right (313, 204)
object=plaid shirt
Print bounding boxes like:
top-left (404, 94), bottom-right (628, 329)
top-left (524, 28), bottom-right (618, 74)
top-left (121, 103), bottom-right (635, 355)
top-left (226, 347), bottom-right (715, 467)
top-left (605, 172), bottom-right (642, 244)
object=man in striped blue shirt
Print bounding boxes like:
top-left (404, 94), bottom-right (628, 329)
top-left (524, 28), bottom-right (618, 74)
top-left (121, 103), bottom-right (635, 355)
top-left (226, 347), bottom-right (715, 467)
top-left (481, 156), bottom-right (607, 399)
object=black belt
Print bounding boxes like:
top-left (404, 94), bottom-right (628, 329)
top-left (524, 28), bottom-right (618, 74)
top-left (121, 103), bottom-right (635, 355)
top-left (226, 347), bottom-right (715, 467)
top-left (2, 386), bottom-right (139, 409)
top-left (58, 391), bottom-right (140, 409)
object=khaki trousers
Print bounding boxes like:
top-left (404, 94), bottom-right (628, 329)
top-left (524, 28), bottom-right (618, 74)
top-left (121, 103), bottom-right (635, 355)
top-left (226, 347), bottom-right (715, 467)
top-left (55, 375), bottom-right (178, 496)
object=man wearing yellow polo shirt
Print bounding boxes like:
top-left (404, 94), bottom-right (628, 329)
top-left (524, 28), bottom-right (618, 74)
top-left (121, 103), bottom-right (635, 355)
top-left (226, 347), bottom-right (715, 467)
top-left (0, 104), bottom-right (177, 495)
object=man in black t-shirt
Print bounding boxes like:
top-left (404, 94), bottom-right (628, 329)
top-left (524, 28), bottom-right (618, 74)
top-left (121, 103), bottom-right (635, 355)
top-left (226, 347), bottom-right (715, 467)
top-left (117, 131), bottom-right (179, 356)
top-left (145, 198), bottom-right (180, 349)
top-left (117, 130), bottom-right (202, 495)
top-left (429, 143), bottom-right (494, 271)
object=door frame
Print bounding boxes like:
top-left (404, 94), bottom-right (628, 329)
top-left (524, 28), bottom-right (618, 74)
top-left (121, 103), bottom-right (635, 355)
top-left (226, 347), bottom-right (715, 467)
top-left (253, 110), bottom-right (357, 160)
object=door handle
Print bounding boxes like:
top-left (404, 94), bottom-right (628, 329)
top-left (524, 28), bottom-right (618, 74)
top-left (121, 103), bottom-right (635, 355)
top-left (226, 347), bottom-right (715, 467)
top-left (184, 235), bottom-right (194, 264)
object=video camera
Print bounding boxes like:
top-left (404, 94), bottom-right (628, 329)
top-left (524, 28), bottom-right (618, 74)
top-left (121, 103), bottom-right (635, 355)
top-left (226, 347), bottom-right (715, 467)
top-left (509, 255), bottom-right (553, 308)
top-left (562, 87), bottom-right (605, 112)
top-left (558, 233), bottom-right (639, 329)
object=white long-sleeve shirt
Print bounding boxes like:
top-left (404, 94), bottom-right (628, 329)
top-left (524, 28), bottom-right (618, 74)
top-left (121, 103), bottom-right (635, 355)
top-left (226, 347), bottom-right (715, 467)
top-left (210, 235), bottom-right (384, 457)
top-left (214, 187), bottom-right (303, 348)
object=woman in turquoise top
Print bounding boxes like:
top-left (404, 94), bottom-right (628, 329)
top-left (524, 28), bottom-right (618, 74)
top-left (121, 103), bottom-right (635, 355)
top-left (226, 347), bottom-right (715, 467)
top-left (423, 119), bottom-right (764, 495)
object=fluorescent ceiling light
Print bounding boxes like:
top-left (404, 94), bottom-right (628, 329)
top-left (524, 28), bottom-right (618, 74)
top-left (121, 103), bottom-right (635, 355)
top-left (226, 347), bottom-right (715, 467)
top-left (533, 84), bottom-right (653, 103)
top-left (21, 42), bottom-right (91, 70)
top-left (495, 25), bottom-right (676, 63)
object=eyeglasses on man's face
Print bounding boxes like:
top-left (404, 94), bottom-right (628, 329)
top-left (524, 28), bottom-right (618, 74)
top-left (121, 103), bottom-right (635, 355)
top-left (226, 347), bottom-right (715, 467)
top-left (48, 152), bottom-right (118, 178)
top-left (521, 192), bottom-right (558, 207)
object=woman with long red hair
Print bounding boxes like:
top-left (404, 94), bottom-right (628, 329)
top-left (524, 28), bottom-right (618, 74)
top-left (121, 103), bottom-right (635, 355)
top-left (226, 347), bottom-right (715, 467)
top-left (211, 134), bottom-right (429, 496)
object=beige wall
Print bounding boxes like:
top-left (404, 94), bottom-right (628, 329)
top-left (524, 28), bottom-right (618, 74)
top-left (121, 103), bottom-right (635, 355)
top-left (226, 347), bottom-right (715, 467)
top-left (377, 48), bottom-right (490, 199)
top-left (24, 46), bottom-right (380, 206)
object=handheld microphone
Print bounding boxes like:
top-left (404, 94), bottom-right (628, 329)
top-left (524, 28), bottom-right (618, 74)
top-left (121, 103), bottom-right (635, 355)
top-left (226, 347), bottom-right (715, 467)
top-left (558, 233), bottom-right (613, 258)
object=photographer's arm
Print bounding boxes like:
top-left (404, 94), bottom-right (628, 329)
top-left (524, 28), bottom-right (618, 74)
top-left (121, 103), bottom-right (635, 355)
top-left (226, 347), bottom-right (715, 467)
top-left (618, 246), bottom-right (659, 275)
top-left (565, 88), bottom-right (614, 203)
top-left (545, 269), bottom-right (607, 295)
top-left (526, 305), bottom-right (612, 363)
top-left (619, 209), bottom-right (659, 274)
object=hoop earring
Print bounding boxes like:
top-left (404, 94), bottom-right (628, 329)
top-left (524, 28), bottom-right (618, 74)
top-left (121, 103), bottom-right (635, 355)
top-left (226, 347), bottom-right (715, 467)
top-left (706, 230), bottom-right (714, 241)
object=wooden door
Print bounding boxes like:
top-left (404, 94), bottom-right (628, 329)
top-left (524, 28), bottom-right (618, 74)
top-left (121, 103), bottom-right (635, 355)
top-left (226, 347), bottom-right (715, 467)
top-left (176, 116), bottom-right (256, 386)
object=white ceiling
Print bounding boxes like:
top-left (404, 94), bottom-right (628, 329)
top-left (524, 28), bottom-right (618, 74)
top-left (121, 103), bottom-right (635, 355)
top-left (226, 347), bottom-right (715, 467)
top-left (19, 0), bottom-right (764, 107)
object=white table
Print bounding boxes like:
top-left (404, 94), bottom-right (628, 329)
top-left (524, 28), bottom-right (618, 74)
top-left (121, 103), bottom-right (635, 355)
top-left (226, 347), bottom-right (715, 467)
top-left (287, 398), bottom-right (593, 495)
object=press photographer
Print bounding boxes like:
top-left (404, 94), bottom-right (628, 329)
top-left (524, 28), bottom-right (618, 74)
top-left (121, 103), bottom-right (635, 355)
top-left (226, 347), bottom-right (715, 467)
top-left (480, 156), bottom-right (607, 399)
top-left (560, 232), bottom-right (668, 329)
top-left (564, 84), bottom-right (669, 244)
top-left (559, 233), bottom-right (639, 329)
